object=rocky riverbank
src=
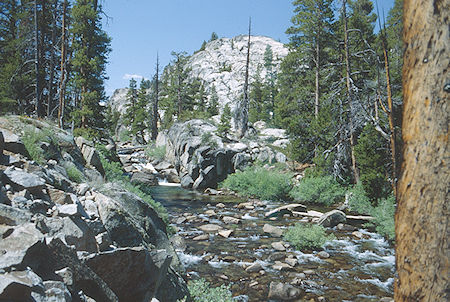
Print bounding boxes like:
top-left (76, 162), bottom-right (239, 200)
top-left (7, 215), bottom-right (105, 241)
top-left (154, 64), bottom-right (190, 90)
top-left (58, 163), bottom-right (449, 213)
top-left (0, 116), bottom-right (189, 302)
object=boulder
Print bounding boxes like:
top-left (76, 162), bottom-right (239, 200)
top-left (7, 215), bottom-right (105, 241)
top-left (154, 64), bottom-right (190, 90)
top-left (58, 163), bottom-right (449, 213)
top-left (2, 167), bottom-right (46, 193)
top-left (193, 165), bottom-right (216, 190)
top-left (0, 223), bottom-right (47, 272)
top-left (95, 232), bottom-right (112, 252)
top-left (46, 237), bottom-right (119, 302)
top-left (0, 203), bottom-right (32, 225)
top-left (317, 210), bottom-right (346, 228)
top-left (232, 152), bottom-right (251, 171)
top-left (268, 282), bottom-right (302, 301)
top-left (83, 247), bottom-right (170, 302)
top-left (75, 137), bottom-right (104, 176)
top-left (0, 270), bottom-right (44, 301)
top-left (263, 224), bottom-right (283, 237)
top-left (131, 171), bottom-right (159, 186)
top-left (0, 128), bottom-right (29, 157)
top-left (38, 217), bottom-right (97, 253)
top-left (0, 131), bottom-right (4, 155)
top-left (193, 234), bottom-right (209, 241)
top-left (40, 280), bottom-right (72, 301)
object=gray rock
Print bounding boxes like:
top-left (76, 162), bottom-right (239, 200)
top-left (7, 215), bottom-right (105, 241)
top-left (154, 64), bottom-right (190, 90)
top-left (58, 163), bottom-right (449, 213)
top-left (180, 174), bottom-right (194, 188)
top-left (38, 217), bottom-right (97, 253)
top-left (218, 229), bottom-right (233, 238)
top-left (37, 281), bottom-right (72, 302)
top-left (198, 224), bottom-right (223, 232)
top-left (193, 234), bottom-right (209, 241)
top-left (80, 198), bottom-right (99, 218)
top-left (0, 131), bottom-right (4, 155)
top-left (95, 232), bottom-right (112, 252)
top-left (130, 171), bottom-right (158, 186)
top-left (2, 167), bottom-right (46, 193)
top-left (271, 241), bottom-right (286, 251)
top-left (317, 251), bottom-right (330, 259)
top-left (317, 210), bottom-right (346, 228)
top-left (0, 203), bottom-right (32, 225)
top-left (77, 139), bottom-right (104, 176)
top-left (232, 152), bottom-right (251, 171)
top-left (223, 216), bottom-right (240, 225)
top-left (77, 183), bottom-right (90, 196)
top-left (46, 237), bottom-right (119, 302)
top-left (84, 247), bottom-right (186, 302)
top-left (268, 282), bottom-right (303, 301)
top-left (55, 267), bottom-right (73, 286)
top-left (193, 165), bottom-right (216, 190)
top-left (263, 224), bottom-right (283, 237)
top-left (0, 269), bottom-right (44, 301)
top-left (0, 128), bottom-right (29, 157)
top-left (245, 262), bottom-right (262, 273)
top-left (95, 186), bottom-right (181, 270)
top-left (57, 202), bottom-right (89, 219)
top-left (154, 161), bottom-right (172, 170)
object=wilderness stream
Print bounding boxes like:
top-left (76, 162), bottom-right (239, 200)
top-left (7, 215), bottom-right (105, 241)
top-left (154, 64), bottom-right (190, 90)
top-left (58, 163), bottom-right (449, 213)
top-left (150, 184), bottom-right (395, 302)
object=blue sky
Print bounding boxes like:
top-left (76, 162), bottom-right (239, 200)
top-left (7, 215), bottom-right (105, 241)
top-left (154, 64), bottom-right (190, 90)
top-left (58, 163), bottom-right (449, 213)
top-left (101, 0), bottom-right (395, 96)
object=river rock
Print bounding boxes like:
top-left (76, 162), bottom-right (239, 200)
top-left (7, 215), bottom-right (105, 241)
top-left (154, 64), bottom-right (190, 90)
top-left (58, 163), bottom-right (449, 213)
top-left (267, 252), bottom-right (286, 262)
top-left (271, 241), bottom-right (286, 251)
top-left (198, 224), bottom-right (223, 232)
top-left (223, 216), bottom-right (240, 224)
top-left (284, 257), bottom-right (298, 267)
top-left (218, 229), bottom-right (233, 238)
top-left (245, 262), bottom-right (262, 273)
top-left (273, 261), bottom-right (293, 271)
top-left (263, 224), bottom-right (283, 237)
top-left (193, 234), bottom-right (209, 241)
top-left (216, 203), bottom-right (225, 208)
top-left (317, 210), bottom-right (346, 228)
top-left (265, 204), bottom-right (307, 218)
top-left (317, 251), bottom-right (330, 259)
top-left (268, 282), bottom-right (302, 301)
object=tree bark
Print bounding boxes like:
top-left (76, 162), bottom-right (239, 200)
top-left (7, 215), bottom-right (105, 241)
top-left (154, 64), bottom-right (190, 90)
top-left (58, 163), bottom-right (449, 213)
top-left (152, 54), bottom-right (160, 141)
top-left (343, 0), bottom-right (359, 183)
top-left (237, 17), bottom-right (251, 138)
top-left (34, 0), bottom-right (42, 117)
top-left (395, 0), bottom-right (449, 301)
top-left (58, 0), bottom-right (67, 128)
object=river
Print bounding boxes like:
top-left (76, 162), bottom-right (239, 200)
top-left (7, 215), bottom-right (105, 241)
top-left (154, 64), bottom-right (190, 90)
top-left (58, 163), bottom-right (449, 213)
top-left (149, 184), bottom-right (395, 302)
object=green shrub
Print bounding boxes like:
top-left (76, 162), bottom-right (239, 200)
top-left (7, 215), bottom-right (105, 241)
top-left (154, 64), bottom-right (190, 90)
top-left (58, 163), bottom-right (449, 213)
top-left (65, 165), bottom-right (84, 183)
top-left (348, 182), bottom-right (373, 214)
top-left (187, 279), bottom-right (232, 302)
top-left (22, 127), bottom-right (56, 165)
top-left (284, 223), bottom-right (335, 250)
top-left (290, 175), bottom-right (345, 206)
top-left (145, 144), bottom-right (166, 161)
top-left (200, 132), bottom-right (218, 149)
top-left (347, 184), bottom-right (396, 241)
top-left (370, 195), bottom-right (395, 241)
top-left (221, 167), bottom-right (292, 200)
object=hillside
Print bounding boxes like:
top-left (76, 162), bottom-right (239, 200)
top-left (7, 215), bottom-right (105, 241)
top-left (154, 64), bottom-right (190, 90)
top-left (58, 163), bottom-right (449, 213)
top-left (108, 35), bottom-right (288, 116)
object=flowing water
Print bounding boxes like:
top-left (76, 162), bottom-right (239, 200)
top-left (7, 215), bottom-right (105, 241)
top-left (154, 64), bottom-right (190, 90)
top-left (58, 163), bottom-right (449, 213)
top-left (150, 185), bottom-right (395, 302)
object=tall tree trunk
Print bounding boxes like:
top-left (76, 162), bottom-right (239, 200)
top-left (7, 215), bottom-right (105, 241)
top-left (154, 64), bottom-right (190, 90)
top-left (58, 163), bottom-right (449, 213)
top-left (47, 1), bottom-right (57, 118)
top-left (58, 0), bottom-right (67, 128)
top-left (381, 32), bottom-right (398, 195)
top-left (34, 0), bottom-right (42, 117)
top-left (152, 54), bottom-right (159, 141)
top-left (237, 17), bottom-right (251, 138)
top-left (343, 0), bottom-right (359, 183)
top-left (395, 0), bottom-right (449, 301)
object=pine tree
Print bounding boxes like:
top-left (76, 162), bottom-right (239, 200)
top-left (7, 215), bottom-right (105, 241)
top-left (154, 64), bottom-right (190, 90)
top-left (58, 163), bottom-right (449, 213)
top-left (207, 85), bottom-right (219, 116)
top-left (133, 79), bottom-right (150, 143)
top-left (209, 32), bottom-right (218, 41)
top-left (123, 78), bottom-right (138, 128)
top-left (217, 103), bottom-right (231, 138)
top-left (70, 0), bottom-right (111, 138)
